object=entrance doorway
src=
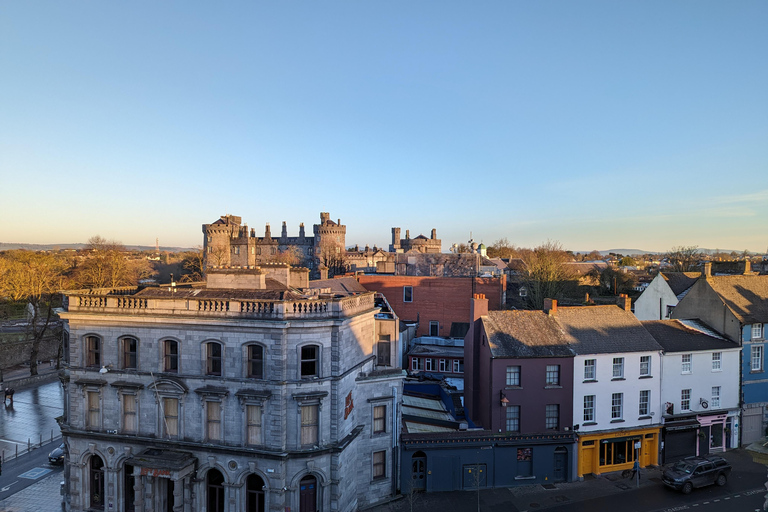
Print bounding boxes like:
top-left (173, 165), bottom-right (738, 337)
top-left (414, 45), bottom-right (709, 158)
top-left (207, 469), bottom-right (225, 512)
top-left (299, 475), bottom-right (317, 512)
top-left (246, 474), bottom-right (265, 512)
top-left (90, 455), bottom-right (105, 509)
top-left (553, 447), bottom-right (567, 482)
top-left (411, 451), bottom-right (426, 491)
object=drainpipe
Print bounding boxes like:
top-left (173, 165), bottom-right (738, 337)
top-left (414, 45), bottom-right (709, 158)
top-left (392, 385), bottom-right (399, 496)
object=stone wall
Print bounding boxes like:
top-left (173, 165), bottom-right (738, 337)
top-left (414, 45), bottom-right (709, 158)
top-left (0, 334), bottom-right (60, 368)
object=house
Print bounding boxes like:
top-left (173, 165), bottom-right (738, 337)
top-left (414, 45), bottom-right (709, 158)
top-left (642, 319), bottom-right (740, 462)
top-left (670, 264), bottom-right (768, 444)
top-left (634, 271), bottom-right (700, 320)
top-left (561, 296), bottom-right (664, 478)
top-left (57, 264), bottom-right (404, 512)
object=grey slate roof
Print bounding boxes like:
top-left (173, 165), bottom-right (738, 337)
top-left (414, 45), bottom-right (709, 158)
top-left (662, 272), bottom-right (700, 298)
top-left (641, 319), bottom-right (736, 353)
top-left (483, 310), bottom-right (575, 358)
top-left (705, 275), bottom-right (768, 324)
top-left (308, 276), bottom-right (369, 295)
top-left (557, 306), bottom-right (663, 355)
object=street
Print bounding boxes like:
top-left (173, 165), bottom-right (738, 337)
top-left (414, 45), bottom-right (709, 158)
top-left (0, 438), bottom-right (64, 501)
top-left (0, 380), bottom-right (63, 461)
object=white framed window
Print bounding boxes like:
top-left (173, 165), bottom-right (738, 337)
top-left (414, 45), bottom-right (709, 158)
top-left (681, 353), bottom-right (692, 373)
top-left (506, 405), bottom-right (520, 432)
top-left (583, 395), bottom-right (595, 422)
top-left (506, 366), bottom-right (521, 386)
top-left (681, 389), bottom-right (691, 411)
top-left (545, 365), bottom-right (560, 386)
top-left (453, 360), bottom-right (461, 373)
top-left (612, 358), bottom-right (624, 379)
top-left (519, 287), bottom-right (527, 297)
top-left (711, 386), bottom-right (721, 409)
top-left (584, 359), bottom-right (596, 380)
top-left (752, 345), bottom-right (763, 372)
top-left (712, 352), bottom-right (722, 371)
top-left (545, 404), bottom-right (559, 429)
top-left (639, 356), bottom-right (651, 376)
top-left (752, 323), bottom-right (763, 340)
top-left (611, 393), bottom-right (623, 419)
top-left (403, 286), bottom-right (413, 303)
top-left (438, 359), bottom-right (447, 372)
top-left (639, 390), bottom-right (650, 416)
top-left (425, 358), bottom-right (434, 371)
top-left (411, 358), bottom-right (422, 371)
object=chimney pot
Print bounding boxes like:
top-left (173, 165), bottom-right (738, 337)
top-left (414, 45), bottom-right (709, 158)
top-left (703, 261), bottom-right (712, 277)
top-left (543, 298), bottom-right (557, 315)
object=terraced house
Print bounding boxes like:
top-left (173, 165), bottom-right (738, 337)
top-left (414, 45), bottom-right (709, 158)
top-left (58, 264), bottom-right (403, 512)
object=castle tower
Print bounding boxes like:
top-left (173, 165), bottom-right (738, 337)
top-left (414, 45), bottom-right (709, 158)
top-left (390, 228), bottom-right (401, 252)
top-left (202, 215), bottom-right (242, 268)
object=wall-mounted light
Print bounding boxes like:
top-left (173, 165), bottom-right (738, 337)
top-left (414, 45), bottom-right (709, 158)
top-left (99, 364), bottom-right (113, 374)
top-left (500, 390), bottom-right (509, 407)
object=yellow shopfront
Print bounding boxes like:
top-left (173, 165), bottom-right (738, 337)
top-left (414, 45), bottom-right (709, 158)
top-left (577, 427), bottom-right (660, 477)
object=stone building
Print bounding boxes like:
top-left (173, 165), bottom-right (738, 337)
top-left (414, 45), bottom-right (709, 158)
top-left (58, 264), bottom-right (403, 512)
top-left (203, 213), bottom-right (346, 271)
top-left (390, 227), bottom-right (441, 253)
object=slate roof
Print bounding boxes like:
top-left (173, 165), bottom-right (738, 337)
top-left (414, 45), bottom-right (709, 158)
top-left (449, 322), bottom-right (470, 338)
top-left (308, 276), bottom-right (369, 296)
top-left (661, 272), bottom-right (700, 298)
top-left (641, 319), bottom-right (737, 353)
top-left (705, 275), bottom-right (768, 324)
top-left (556, 306), bottom-right (663, 355)
top-left (483, 310), bottom-right (575, 358)
top-left (409, 344), bottom-right (465, 358)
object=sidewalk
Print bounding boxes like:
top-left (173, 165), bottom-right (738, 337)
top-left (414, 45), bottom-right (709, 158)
top-left (0, 472), bottom-right (62, 512)
top-left (366, 448), bottom-right (766, 512)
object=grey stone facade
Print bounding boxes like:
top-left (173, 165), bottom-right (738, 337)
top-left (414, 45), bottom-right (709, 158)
top-left (58, 270), bottom-right (403, 512)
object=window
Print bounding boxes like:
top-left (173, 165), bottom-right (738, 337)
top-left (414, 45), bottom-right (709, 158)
top-left (611, 393), bottom-right (623, 419)
top-left (519, 287), bottom-right (527, 297)
top-left (546, 365), bottom-right (560, 386)
top-left (453, 360), bottom-right (462, 373)
top-left (403, 286), bottom-right (413, 303)
top-left (612, 358), bottom-right (624, 379)
top-left (206, 342), bottom-right (223, 376)
top-left (583, 395), bottom-right (595, 422)
top-left (506, 405), bottom-right (520, 432)
top-left (162, 397), bottom-right (179, 438)
top-left (301, 404), bottom-right (319, 446)
top-left (89, 455), bottom-right (105, 509)
top-left (429, 321), bottom-right (439, 337)
top-left (377, 336), bottom-right (391, 366)
top-left (584, 359), bottom-right (596, 380)
top-left (247, 345), bottom-right (264, 379)
top-left (506, 366), bottom-right (521, 386)
top-left (681, 389), bottom-right (691, 411)
top-left (301, 345), bottom-right (319, 378)
top-left (639, 390), bottom-right (650, 416)
top-left (411, 358), bottom-right (422, 371)
top-left (639, 356), bottom-right (651, 376)
top-left (753, 323), bottom-right (763, 339)
top-left (425, 358), bottom-right (434, 371)
top-left (86, 336), bottom-right (101, 368)
top-left (752, 345), bottom-right (763, 372)
top-left (86, 391), bottom-right (100, 430)
top-left (681, 353), bottom-right (692, 373)
top-left (246, 404), bottom-right (262, 445)
top-left (439, 359), bottom-right (447, 372)
top-left (164, 340), bottom-right (179, 373)
top-left (206, 401), bottom-right (222, 441)
top-left (122, 393), bottom-right (137, 434)
top-left (373, 450), bottom-right (386, 480)
top-left (122, 337), bottom-right (138, 369)
top-left (711, 386), bottom-right (721, 409)
top-left (545, 404), bottom-right (559, 429)
top-left (712, 352), bottom-right (722, 371)
top-left (666, 305), bottom-right (676, 318)
top-left (373, 405), bottom-right (386, 434)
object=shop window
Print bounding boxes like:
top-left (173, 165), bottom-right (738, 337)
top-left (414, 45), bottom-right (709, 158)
top-left (599, 438), bottom-right (637, 467)
top-left (517, 448), bottom-right (532, 477)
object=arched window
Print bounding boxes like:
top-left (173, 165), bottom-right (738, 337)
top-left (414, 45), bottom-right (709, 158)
top-left (300, 345), bottom-right (319, 378)
top-left (163, 340), bottom-right (179, 373)
top-left (246, 474), bottom-right (265, 512)
top-left (90, 455), bottom-right (105, 509)
top-left (86, 335), bottom-right (101, 368)
top-left (206, 342), bottom-right (223, 376)
top-left (299, 475), bottom-right (317, 512)
top-left (122, 336), bottom-right (138, 369)
top-left (207, 469), bottom-right (225, 512)
top-left (247, 345), bottom-right (264, 379)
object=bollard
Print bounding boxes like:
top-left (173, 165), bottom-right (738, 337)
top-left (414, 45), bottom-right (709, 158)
top-left (28, 438), bottom-right (31, 453)
top-left (15, 445), bottom-right (18, 459)
top-left (39, 433), bottom-right (42, 447)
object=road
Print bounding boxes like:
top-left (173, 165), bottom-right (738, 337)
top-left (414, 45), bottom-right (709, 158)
top-left (0, 438), bottom-right (63, 501)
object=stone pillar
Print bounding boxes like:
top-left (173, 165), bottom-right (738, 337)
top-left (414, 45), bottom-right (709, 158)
top-left (133, 474), bottom-right (144, 512)
top-left (183, 476), bottom-right (193, 512)
top-left (172, 478), bottom-right (184, 512)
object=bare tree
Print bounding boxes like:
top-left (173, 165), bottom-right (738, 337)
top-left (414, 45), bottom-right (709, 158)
top-left (518, 241), bottom-right (576, 310)
top-left (665, 246), bottom-right (701, 272)
top-left (269, 246), bottom-right (304, 266)
top-left (317, 241), bottom-right (349, 278)
top-left (486, 238), bottom-right (517, 259)
top-left (180, 248), bottom-right (205, 282)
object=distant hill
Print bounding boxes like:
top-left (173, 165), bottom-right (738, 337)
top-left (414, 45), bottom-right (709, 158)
top-left (0, 242), bottom-right (195, 253)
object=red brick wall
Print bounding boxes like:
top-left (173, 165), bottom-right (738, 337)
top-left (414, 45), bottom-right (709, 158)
top-left (357, 275), bottom-right (505, 337)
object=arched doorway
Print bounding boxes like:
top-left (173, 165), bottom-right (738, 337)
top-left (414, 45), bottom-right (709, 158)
top-left (246, 474), bottom-right (265, 512)
top-left (411, 451), bottom-right (426, 491)
top-left (553, 446), bottom-right (568, 482)
top-left (207, 469), bottom-right (225, 512)
top-left (299, 475), bottom-right (317, 512)
top-left (124, 464), bottom-right (135, 512)
top-left (90, 455), bottom-right (105, 509)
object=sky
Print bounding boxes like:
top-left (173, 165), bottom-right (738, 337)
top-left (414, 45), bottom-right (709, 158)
top-left (1, 1), bottom-right (766, 254)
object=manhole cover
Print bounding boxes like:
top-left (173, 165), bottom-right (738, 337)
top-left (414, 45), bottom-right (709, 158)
top-left (554, 495), bottom-right (570, 503)
top-left (541, 484), bottom-right (556, 490)
top-left (615, 483), bottom-right (630, 490)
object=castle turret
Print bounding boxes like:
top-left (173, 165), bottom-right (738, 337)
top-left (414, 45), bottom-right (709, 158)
top-left (391, 228), bottom-right (401, 252)
top-left (281, 221), bottom-right (288, 241)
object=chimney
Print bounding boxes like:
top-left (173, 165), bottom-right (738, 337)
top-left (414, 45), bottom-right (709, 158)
top-left (281, 221), bottom-right (288, 239)
top-left (264, 223), bottom-right (271, 239)
top-left (405, 230), bottom-right (410, 240)
top-left (299, 223), bottom-right (305, 239)
top-left (471, 293), bottom-right (489, 323)
top-left (319, 266), bottom-right (328, 280)
top-left (431, 228), bottom-right (437, 240)
top-left (543, 298), bottom-right (558, 316)
top-left (703, 261), bottom-right (712, 277)
top-left (617, 293), bottom-right (631, 311)
top-left (744, 259), bottom-right (752, 275)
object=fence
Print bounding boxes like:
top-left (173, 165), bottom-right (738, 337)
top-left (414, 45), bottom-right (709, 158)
top-left (1, 429), bottom-right (62, 463)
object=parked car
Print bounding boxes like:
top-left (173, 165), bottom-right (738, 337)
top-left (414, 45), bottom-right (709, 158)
top-left (48, 443), bottom-right (66, 464)
top-left (662, 455), bottom-right (731, 494)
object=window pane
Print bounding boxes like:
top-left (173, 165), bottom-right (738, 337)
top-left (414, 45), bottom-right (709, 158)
top-left (248, 345), bottom-right (264, 379)
top-left (163, 398), bottom-right (179, 437)
top-left (207, 402), bottom-right (221, 441)
top-left (301, 405), bottom-right (319, 446)
top-left (247, 405), bottom-right (261, 445)
top-left (301, 346), bottom-right (318, 377)
top-left (207, 343), bottom-right (222, 376)
top-left (123, 394), bottom-right (137, 433)
top-left (373, 405), bottom-right (386, 434)
top-left (164, 341), bottom-right (179, 373)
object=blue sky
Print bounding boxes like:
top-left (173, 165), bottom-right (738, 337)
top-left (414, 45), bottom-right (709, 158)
top-left (1, 1), bottom-right (766, 253)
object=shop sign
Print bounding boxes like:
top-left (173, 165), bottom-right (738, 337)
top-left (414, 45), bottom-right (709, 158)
top-left (140, 468), bottom-right (172, 478)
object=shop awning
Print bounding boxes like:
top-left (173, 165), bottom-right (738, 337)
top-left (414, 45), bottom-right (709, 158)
top-left (664, 418), bottom-right (700, 432)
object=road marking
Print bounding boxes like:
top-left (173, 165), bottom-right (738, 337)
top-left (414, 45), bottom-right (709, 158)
top-left (0, 481), bottom-right (18, 492)
top-left (18, 467), bottom-right (52, 480)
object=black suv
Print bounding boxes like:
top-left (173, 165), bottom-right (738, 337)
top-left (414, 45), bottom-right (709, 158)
top-left (662, 455), bottom-right (731, 494)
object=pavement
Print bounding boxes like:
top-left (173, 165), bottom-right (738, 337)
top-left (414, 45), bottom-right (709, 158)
top-left (366, 448), bottom-right (768, 512)
top-left (0, 472), bottom-right (62, 512)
